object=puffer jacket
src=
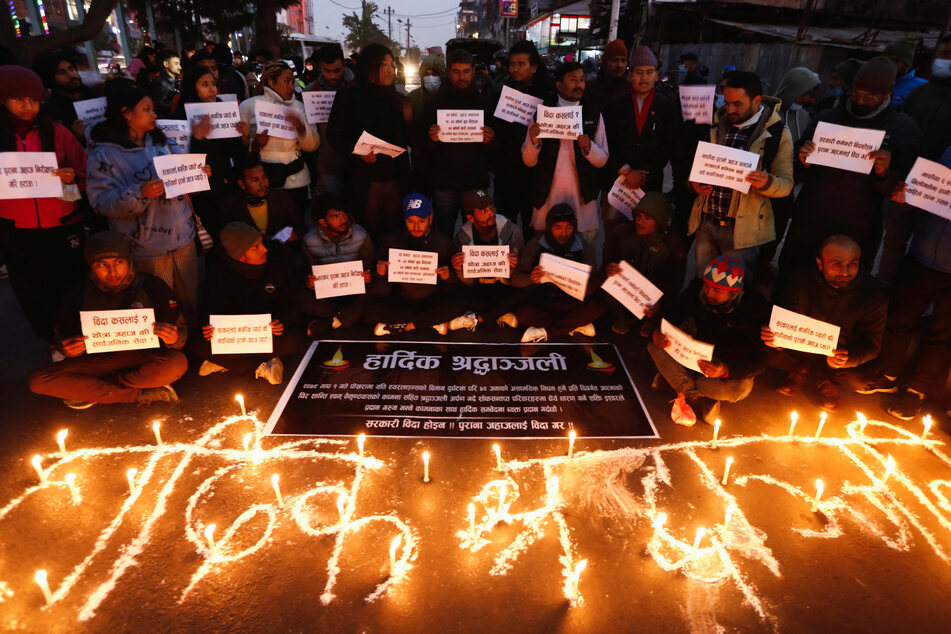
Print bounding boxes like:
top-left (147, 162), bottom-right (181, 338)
top-left (303, 217), bottom-right (374, 269)
top-left (239, 87), bottom-right (320, 189)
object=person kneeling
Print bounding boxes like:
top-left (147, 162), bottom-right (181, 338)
top-left (29, 232), bottom-right (187, 409)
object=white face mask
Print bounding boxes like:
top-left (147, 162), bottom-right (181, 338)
top-left (423, 75), bottom-right (441, 92)
top-left (932, 58), bottom-right (951, 79)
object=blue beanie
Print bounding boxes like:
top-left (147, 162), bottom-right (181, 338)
top-left (402, 193), bottom-right (432, 219)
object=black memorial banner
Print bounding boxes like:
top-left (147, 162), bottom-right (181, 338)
top-left (265, 340), bottom-right (657, 438)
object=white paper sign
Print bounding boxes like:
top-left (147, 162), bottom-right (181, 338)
top-left (661, 318), bottom-right (714, 372)
top-left (353, 131), bottom-right (406, 158)
top-left (73, 96), bottom-right (107, 123)
top-left (303, 91), bottom-right (337, 124)
top-left (768, 305), bottom-right (840, 357)
top-left (462, 245), bottom-right (510, 279)
top-left (218, 93), bottom-right (239, 102)
top-left (536, 105), bottom-right (583, 139)
top-left (903, 157), bottom-right (951, 221)
top-left (606, 175), bottom-right (646, 219)
top-left (688, 141), bottom-right (759, 194)
top-left (388, 248), bottom-right (438, 285)
top-left (153, 153), bottom-right (209, 198)
top-left (805, 121), bottom-right (886, 174)
top-left (254, 101), bottom-right (298, 139)
top-left (155, 119), bottom-right (191, 153)
top-left (312, 261), bottom-right (366, 298)
top-left (0, 152), bottom-right (62, 199)
top-left (209, 313), bottom-right (273, 355)
top-left (601, 261), bottom-right (663, 320)
top-left (80, 308), bottom-right (159, 354)
top-left (679, 85), bottom-right (716, 124)
top-left (184, 101), bottom-right (242, 139)
top-left (437, 109), bottom-right (484, 143)
top-left (494, 85), bottom-right (544, 126)
top-left (539, 252), bottom-right (591, 300)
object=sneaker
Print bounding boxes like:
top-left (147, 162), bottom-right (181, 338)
top-left (611, 320), bottom-right (630, 335)
top-left (496, 312), bottom-right (518, 328)
top-left (50, 345), bottom-right (65, 363)
top-left (776, 369), bottom-right (808, 396)
top-left (688, 396), bottom-right (720, 424)
top-left (135, 385), bottom-right (179, 406)
top-left (855, 375), bottom-right (898, 395)
top-left (331, 316), bottom-right (343, 329)
top-left (569, 323), bottom-right (596, 337)
top-left (375, 322), bottom-right (407, 336)
top-left (885, 388), bottom-right (925, 420)
top-left (255, 357), bottom-right (284, 385)
top-left (521, 326), bottom-right (548, 343)
top-left (374, 322), bottom-right (390, 336)
top-left (449, 312), bottom-right (479, 332)
top-left (816, 377), bottom-right (840, 411)
top-left (432, 322), bottom-right (449, 336)
top-left (63, 399), bottom-right (95, 410)
top-left (198, 360), bottom-right (228, 376)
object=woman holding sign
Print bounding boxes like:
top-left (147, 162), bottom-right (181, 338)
top-left (0, 66), bottom-right (88, 345)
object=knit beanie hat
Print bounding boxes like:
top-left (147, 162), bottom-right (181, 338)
top-left (633, 192), bottom-right (669, 227)
top-left (546, 203), bottom-right (577, 230)
top-left (0, 66), bottom-right (45, 101)
top-left (32, 49), bottom-right (78, 89)
top-left (833, 58), bottom-right (863, 87)
top-left (84, 231), bottom-right (131, 265)
top-left (403, 192), bottom-right (432, 219)
top-left (219, 221), bottom-right (262, 260)
top-left (629, 45), bottom-right (658, 69)
top-left (853, 56), bottom-right (897, 94)
top-left (882, 38), bottom-right (915, 68)
top-left (604, 40), bottom-right (628, 61)
top-left (702, 255), bottom-right (744, 290)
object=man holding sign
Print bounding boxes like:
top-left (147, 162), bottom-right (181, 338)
top-left (29, 232), bottom-right (186, 409)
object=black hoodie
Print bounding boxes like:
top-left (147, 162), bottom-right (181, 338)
top-left (419, 82), bottom-right (496, 190)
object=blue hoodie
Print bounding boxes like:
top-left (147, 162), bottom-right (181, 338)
top-left (86, 122), bottom-right (195, 260)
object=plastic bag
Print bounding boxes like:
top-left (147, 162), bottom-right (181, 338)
top-left (671, 392), bottom-right (697, 427)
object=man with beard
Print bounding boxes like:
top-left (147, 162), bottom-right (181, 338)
top-left (585, 40), bottom-right (630, 111)
top-left (33, 49), bottom-right (101, 143)
top-left (219, 153), bottom-right (301, 241)
top-left (419, 49), bottom-right (496, 236)
top-left (151, 49), bottom-right (181, 116)
top-left (762, 235), bottom-right (887, 411)
top-left (305, 44), bottom-right (354, 196)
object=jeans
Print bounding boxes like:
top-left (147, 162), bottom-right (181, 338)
top-left (432, 188), bottom-right (464, 238)
top-left (694, 219), bottom-right (760, 281)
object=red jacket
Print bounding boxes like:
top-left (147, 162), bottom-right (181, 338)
top-left (0, 120), bottom-right (87, 229)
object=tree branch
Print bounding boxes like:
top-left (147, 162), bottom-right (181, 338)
top-left (0, 0), bottom-right (120, 64)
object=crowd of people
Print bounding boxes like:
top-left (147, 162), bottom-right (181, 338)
top-left (0, 34), bottom-right (947, 425)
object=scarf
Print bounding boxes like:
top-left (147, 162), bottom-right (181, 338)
top-left (632, 88), bottom-right (654, 135)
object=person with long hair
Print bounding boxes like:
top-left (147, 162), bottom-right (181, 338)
top-left (86, 82), bottom-right (202, 318)
top-left (0, 66), bottom-right (87, 346)
top-left (239, 60), bottom-right (319, 222)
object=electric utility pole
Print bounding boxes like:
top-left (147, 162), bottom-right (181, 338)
top-left (384, 6), bottom-right (395, 40)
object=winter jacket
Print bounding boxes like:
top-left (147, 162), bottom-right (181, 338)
top-left (513, 232), bottom-right (598, 295)
top-left (903, 78), bottom-right (951, 162)
top-left (419, 83), bottom-right (496, 191)
top-left (218, 188), bottom-right (301, 238)
top-left (40, 84), bottom-right (98, 131)
top-left (86, 123), bottom-right (195, 260)
top-left (688, 96), bottom-right (794, 249)
top-left (585, 74), bottom-right (630, 112)
top-left (303, 218), bottom-right (375, 269)
top-left (603, 224), bottom-right (686, 301)
top-left (774, 67), bottom-right (820, 144)
top-left (777, 268), bottom-right (887, 368)
top-left (0, 118), bottom-right (87, 229)
top-left (489, 76), bottom-right (552, 192)
top-left (240, 87), bottom-right (320, 189)
top-left (151, 72), bottom-right (180, 116)
top-left (892, 70), bottom-right (927, 107)
top-left (376, 227), bottom-right (455, 301)
top-left (453, 213), bottom-right (524, 285)
top-left (304, 70), bottom-right (354, 181)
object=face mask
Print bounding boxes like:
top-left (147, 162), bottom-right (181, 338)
top-left (829, 86), bottom-right (843, 98)
top-left (423, 75), bottom-right (441, 92)
top-left (305, 64), bottom-right (313, 71)
top-left (789, 102), bottom-right (803, 112)
top-left (932, 58), bottom-right (951, 79)
top-left (490, 64), bottom-right (497, 72)
top-left (678, 64), bottom-right (686, 72)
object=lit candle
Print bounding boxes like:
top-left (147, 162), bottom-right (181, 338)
top-left (547, 475), bottom-right (559, 508)
top-left (813, 412), bottom-right (827, 441)
top-left (568, 430), bottom-right (576, 459)
top-left (693, 527), bottom-right (706, 550)
top-left (64, 473), bottom-right (80, 505)
top-left (126, 468), bottom-right (137, 495)
top-left (724, 503), bottom-right (736, 531)
top-left (336, 492), bottom-right (347, 520)
top-left (34, 569), bottom-right (53, 605)
top-left (567, 559), bottom-right (587, 602)
top-left (422, 451), bottom-right (430, 483)
top-left (152, 421), bottom-right (163, 447)
top-left (788, 411), bottom-right (798, 437)
top-left (721, 457), bottom-right (734, 486)
top-left (204, 524), bottom-right (216, 556)
top-left (856, 412), bottom-right (868, 435)
top-left (271, 474), bottom-right (283, 508)
top-left (880, 455), bottom-right (896, 487)
top-left (31, 454), bottom-right (46, 484)
top-left (468, 502), bottom-right (476, 537)
top-left (242, 432), bottom-right (253, 459)
top-left (56, 429), bottom-right (68, 454)
top-left (921, 415), bottom-right (933, 444)
top-left (389, 534), bottom-right (402, 576)
top-left (235, 394), bottom-right (246, 417)
top-left (497, 482), bottom-right (507, 517)
top-left (493, 444), bottom-right (502, 470)
top-left (653, 512), bottom-right (667, 529)
top-left (811, 478), bottom-right (824, 512)
top-left (357, 433), bottom-right (365, 459)
top-left (712, 419), bottom-right (721, 448)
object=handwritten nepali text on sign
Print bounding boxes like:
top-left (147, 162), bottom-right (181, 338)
top-left (184, 102), bottom-right (241, 139)
top-left (73, 97), bottom-right (107, 123)
top-left (462, 245), bottom-right (510, 279)
top-left (602, 261), bottom-right (663, 320)
top-left (689, 141), bottom-right (759, 194)
top-left (155, 120), bottom-right (191, 153)
top-left (437, 109), bottom-right (485, 143)
top-left (768, 305), bottom-right (840, 356)
top-left (539, 252), bottom-right (591, 301)
top-left (388, 248), bottom-right (439, 285)
top-left (679, 85), bottom-right (716, 125)
top-left (536, 105), bottom-right (583, 140)
top-left (661, 318), bottom-right (714, 373)
top-left (606, 174), bottom-right (646, 219)
top-left (153, 153), bottom-right (209, 198)
top-left (353, 131), bottom-right (406, 158)
top-left (312, 261), bottom-right (366, 299)
top-left (0, 152), bottom-right (61, 199)
top-left (209, 313), bottom-right (273, 355)
top-left (303, 91), bottom-right (337, 124)
top-left (904, 157), bottom-right (951, 221)
top-left (805, 121), bottom-right (885, 174)
top-left (80, 308), bottom-right (159, 354)
top-left (494, 85), bottom-right (544, 126)
top-left (254, 101), bottom-right (298, 140)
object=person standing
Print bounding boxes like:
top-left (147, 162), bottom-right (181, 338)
top-left (585, 39), bottom-right (630, 111)
top-left (305, 44), bottom-right (354, 196)
top-left (151, 50), bottom-right (181, 116)
top-left (32, 49), bottom-right (100, 143)
top-left (883, 38), bottom-right (927, 107)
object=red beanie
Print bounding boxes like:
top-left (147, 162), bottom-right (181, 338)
top-left (0, 66), bottom-right (45, 101)
top-left (604, 40), bottom-right (628, 61)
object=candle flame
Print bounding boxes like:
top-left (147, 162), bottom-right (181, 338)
top-left (31, 454), bottom-right (43, 472)
top-left (126, 468), bottom-right (137, 492)
top-left (65, 473), bottom-right (76, 485)
top-left (693, 527), bottom-right (706, 550)
top-left (357, 433), bottom-right (365, 456)
top-left (724, 503), bottom-right (736, 528)
top-left (791, 411), bottom-right (798, 423)
top-left (56, 428), bottom-right (68, 446)
top-left (857, 412), bottom-right (868, 433)
top-left (204, 524), bottom-right (216, 550)
top-left (337, 492), bottom-right (347, 518)
top-left (34, 569), bottom-right (47, 584)
top-left (589, 350), bottom-right (606, 367)
top-left (389, 534), bottom-right (401, 559)
top-left (329, 347), bottom-right (345, 365)
top-left (653, 512), bottom-right (667, 529)
top-left (423, 451), bottom-right (430, 466)
top-left (242, 433), bottom-right (252, 453)
top-left (271, 473), bottom-right (279, 485)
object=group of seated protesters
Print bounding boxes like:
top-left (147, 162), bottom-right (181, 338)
top-left (0, 38), bottom-right (945, 426)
